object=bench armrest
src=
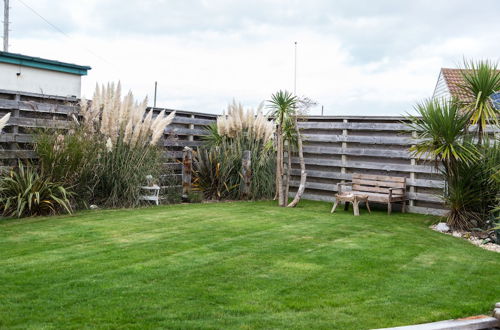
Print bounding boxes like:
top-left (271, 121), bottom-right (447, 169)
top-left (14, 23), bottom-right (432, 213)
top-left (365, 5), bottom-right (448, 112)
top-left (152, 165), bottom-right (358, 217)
top-left (388, 188), bottom-right (405, 200)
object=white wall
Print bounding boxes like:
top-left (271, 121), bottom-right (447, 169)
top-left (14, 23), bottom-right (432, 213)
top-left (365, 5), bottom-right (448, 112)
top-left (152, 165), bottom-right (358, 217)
top-left (432, 71), bottom-right (450, 100)
top-left (0, 62), bottom-right (82, 97)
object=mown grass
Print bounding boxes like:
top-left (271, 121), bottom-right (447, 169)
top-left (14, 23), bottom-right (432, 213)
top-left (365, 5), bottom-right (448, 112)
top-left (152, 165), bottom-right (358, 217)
top-left (0, 200), bottom-right (499, 329)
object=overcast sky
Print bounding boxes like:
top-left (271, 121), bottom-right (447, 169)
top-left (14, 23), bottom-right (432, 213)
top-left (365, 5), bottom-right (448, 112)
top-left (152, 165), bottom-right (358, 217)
top-left (6, 0), bottom-right (500, 115)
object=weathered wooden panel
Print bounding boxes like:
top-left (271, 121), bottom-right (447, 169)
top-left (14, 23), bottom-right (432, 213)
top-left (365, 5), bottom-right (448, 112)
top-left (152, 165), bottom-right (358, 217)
top-left (291, 116), bottom-right (456, 215)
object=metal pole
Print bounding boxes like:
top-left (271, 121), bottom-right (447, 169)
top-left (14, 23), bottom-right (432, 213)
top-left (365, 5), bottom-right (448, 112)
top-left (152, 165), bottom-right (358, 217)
top-left (153, 81), bottom-right (157, 108)
top-left (321, 105), bottom-right (324, 116)
top-left (3, 0), bottom-right (9, 52)
top-left (294, 41), bottom-right (297, 95)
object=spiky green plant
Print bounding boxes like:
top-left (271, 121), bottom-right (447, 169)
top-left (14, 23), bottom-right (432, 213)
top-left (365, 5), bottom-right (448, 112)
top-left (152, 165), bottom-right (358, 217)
top-left (406, 98), bottom-right (500, 230)
top-left (458, 59), bottom-right (500, 142)
top-left (0, 162), bottom-right (73, 218)
top-left (407, 98), bottom-right (479, 171)
top-left (193, 146), bottom-right (239, 200)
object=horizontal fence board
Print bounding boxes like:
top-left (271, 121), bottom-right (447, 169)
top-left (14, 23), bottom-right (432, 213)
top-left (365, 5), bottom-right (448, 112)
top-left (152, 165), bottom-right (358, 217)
top-left (0, 99), bottom-right (78, 115)
top-left (293, 157), bottom-right (439, 174)
top-left (171, 117), bottom-right (214, 126)
top-left (299, 121), bottom-right (410, 131)
top-left (303, 133), bottom-right (414, 145)
top-left (165, 127), bottom-right (208, 136)
top-left (0, 133), bottom-right (33, 143)
top-left (0, 150), bottom-right (36, 159)
top-left (164, 140), bottom-right (205, 147)
top-left (7, 117), bottom-right (72, 129)
top-left (303, 145), bottom-right (412, 159)
top-left (407, 205), bottom-right (446, 216)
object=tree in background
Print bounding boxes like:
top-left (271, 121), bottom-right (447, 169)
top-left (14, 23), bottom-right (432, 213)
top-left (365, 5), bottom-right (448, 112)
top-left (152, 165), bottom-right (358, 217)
top-left (268, 91), bottom-right (310, 208)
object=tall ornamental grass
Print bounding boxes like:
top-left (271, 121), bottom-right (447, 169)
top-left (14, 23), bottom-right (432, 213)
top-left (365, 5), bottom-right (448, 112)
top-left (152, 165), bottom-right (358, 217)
top-left (196, 101), bottom-right (275, 200)
top-left (34, 82), bottom-right (175, 208)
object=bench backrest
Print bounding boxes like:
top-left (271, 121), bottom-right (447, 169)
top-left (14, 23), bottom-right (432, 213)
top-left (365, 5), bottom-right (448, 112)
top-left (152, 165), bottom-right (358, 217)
top-left (351, 173), bottom-right (406, 195)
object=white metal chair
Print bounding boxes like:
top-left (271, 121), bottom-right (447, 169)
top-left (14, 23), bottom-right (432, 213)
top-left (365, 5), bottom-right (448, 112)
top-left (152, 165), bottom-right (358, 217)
top-left (139, 175), bottom-right (161, 205)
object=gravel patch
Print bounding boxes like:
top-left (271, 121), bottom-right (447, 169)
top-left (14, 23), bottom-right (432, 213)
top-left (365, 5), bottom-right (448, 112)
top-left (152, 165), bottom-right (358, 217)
top-left (431, 223), bottom-right (500, 253)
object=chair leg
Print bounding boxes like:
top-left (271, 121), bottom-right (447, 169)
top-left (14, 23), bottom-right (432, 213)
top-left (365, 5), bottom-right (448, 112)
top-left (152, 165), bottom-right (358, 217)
top-left (365, 200), bottom-right (371, 214)
top-left (353, 200), bottom-right (360, 216)
top-left (387, 202), bottom-right (392, 215)
top-left (344, 202), bottom-right (350, 211)
top-left (401, 200), bottom-right (406, 213)
top-left (331, 200), bottom-right (338, 213)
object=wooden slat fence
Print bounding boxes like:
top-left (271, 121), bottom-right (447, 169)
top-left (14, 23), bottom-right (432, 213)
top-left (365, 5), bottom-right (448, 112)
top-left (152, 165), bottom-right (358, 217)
top-left (1, 90), bottom-right (496, 215)
top-left (0, 91), bottom-right (217, 181)
top-left (290, 116), bottom-right (498, 216)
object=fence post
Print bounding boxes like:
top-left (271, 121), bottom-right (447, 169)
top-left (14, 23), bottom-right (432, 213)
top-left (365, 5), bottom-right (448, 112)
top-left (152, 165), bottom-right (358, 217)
top-left (9, 93), bottom-right (20, 165)
top-left (189, 114), bottom-right (195, 142)
top-left (182, 146), bottom-right (192, 201)
top-left (409, 130), bottom-right (417, 209)
top-left (241, 150), bottom-right (252, 200)
top-left (341, 118), bottom-right (348, 184)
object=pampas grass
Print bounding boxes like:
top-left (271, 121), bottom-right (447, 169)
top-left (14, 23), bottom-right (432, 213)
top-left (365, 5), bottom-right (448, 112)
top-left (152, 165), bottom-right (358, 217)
top-left (216, 100), bottom-right (273, 142)
top-left (35, 82), bottom-right (175, 209)
top-left (80, 82), bottom-right (175, 147)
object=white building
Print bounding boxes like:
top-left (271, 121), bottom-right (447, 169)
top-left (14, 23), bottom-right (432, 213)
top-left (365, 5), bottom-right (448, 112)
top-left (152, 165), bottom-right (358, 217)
top-left (0, 51), bottom-right (91, 98)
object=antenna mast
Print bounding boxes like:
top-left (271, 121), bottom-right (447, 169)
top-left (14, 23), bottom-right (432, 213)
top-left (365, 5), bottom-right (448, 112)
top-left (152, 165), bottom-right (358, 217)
top-left (294, 41), bottom-right (297, 95)
top-left (3, 0), bottom-right (9, 52)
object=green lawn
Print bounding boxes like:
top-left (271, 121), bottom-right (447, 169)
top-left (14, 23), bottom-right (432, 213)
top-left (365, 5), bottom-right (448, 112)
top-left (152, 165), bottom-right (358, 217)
top-left (0, 200), bottom-right (499, 329)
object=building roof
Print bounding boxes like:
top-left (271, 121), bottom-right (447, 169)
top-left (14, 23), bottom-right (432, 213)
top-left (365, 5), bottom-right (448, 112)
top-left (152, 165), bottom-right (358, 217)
top-left (439, 68), bottom-right (473, 102)
top-left (0, 51), bottom-right (91, 75)
top-left (437, 68), bottom-right (500, 103)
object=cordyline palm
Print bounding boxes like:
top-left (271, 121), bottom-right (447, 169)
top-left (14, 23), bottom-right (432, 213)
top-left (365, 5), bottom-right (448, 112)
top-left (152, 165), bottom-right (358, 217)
top-left (407, 98), bottom-right (479, 172)
top-left (267, 91), bottom-right (297, 207)
top-left (458, 59), bottom-right (500, 143)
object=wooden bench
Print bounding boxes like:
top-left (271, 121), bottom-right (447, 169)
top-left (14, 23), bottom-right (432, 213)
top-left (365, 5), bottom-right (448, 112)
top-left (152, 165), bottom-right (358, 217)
top-left (335, 174), bottom-right (407, 215)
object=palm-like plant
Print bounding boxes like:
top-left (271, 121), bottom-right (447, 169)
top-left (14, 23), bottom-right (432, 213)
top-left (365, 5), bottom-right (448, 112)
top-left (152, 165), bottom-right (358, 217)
top-left (459, 59), bottom-right (500, 142)
top-left (407, 98), bottom-right (479, 171)
top-left (267, 91), bottom-right (297, 207)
